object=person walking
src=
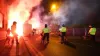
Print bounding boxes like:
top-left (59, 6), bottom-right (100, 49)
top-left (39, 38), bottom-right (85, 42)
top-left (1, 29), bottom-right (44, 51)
top-left (42, 24), bottom-right (50, 43)
top-left (88, 25), bottom-right (96, 42)
top-left (59, 24), bottom-right (67, 44)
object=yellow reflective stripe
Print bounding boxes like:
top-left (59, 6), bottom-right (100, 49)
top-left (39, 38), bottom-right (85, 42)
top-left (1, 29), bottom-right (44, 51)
top-left (60, 27), bottom-right (66, 32)
top-left (43, 28), bottom-right (50, 33)
top-left (89, 28), bottom-right (96, 35)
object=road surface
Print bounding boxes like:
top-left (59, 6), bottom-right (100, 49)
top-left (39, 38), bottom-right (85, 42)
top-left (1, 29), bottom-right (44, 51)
top-left (0, 34), bottom-right (100, 56)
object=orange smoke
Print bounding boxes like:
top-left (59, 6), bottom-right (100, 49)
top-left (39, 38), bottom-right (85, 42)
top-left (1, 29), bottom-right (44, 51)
top-left (8, 0), bottom-right (42, 36)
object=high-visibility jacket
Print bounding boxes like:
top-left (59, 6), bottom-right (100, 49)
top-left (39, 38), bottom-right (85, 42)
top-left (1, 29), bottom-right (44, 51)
top-left (59, 27), bottom-right (67, 32)
top-left (89, 28), bottom-right (96, 35)
top-left (43, 28), bottom-right (50, 33)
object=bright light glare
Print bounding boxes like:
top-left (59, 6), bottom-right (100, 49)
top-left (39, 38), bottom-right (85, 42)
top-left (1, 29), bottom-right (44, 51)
top-left (52, 4), bottom-right (56, 9)
top-left (9, 33), bottom-right (13, 37)
top-left (51, 4), bottom-right (57, 12)
top-left (8, 0), bottom-right (42, 37)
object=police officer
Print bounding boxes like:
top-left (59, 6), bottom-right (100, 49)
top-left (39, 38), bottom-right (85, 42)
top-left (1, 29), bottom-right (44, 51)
top-left (11, 21), bottom-right (19, 44)
top-left (88, 25), bottom-right (96, 42)
top-left (42, 24), bottom-right (50, 43)
top-left (59, 24), bottom-right (67, 44)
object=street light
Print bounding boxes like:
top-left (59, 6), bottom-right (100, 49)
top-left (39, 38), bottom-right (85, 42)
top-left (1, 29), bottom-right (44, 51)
top-left (50, 3), bottom-right (57, 13)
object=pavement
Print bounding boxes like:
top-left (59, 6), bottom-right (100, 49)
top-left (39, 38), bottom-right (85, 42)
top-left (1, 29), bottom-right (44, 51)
top-left (0, 34), bottom-right (100, 56)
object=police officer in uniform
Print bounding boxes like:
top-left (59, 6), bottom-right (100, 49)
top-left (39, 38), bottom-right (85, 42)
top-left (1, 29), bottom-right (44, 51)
top-left (88, 25), bottom-right (96, 42)
top-left (59, 24), bottom-right (67, 44)
top-left (42, 24), bottom-right (50, 43)
top-left (11, 21), bottom-right (19, 44)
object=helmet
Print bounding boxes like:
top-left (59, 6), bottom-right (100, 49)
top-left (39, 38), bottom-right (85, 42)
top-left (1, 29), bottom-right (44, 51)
top-left (45, 24), bottom-right (47, 27)
top-left (62, 24), bottom-right (65, 27)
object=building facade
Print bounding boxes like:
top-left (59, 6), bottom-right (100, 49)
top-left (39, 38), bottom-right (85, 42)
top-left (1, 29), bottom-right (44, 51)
top-left (0, 0), bottom-right (8, 30)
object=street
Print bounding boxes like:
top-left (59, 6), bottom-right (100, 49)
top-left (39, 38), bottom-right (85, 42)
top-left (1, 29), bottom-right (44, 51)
top-left (0, 0), bottom-right (100, 56)
top-left (0, 34), bottom-right (100, 56)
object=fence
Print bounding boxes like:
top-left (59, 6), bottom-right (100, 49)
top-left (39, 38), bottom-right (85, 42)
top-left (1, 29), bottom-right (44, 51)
top-left (67, 28), bottom-right (100, 37)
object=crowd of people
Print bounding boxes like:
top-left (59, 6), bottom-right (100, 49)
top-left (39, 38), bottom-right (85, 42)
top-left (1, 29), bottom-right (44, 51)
top-left (6, 21), bottom-right (97, 45)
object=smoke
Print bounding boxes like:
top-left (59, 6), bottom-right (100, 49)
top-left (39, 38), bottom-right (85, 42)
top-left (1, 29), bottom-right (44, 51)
top-left (45, 0), bottom-right (100, 27)
top-left (28, 6), bottom-right (44, 29)
top-left (7, 0), bottom-right (100, 29)
top-left (41, 1), bottom-right (69, 27)
top-left (52, 1), bottom-right (69, 26)
top-left (67, 0), bottom-right (99, 26)
top-left (7, 0), bottom-right (43, 35)
top-left (8, 0), bottom-right (42, 29)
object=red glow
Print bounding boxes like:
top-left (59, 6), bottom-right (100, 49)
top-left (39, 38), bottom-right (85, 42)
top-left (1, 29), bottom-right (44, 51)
top-left (9, 33), bottom-right (13, 37)
top-left (8, 0), bottom-right (42, 37)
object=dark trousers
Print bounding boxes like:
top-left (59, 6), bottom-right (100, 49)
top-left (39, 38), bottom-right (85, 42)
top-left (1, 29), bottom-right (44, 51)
top-left (90, 35), bottom-right (95, 41)
top-left (61, 32), bottom-right (66, 42)
top-left (42, 33), bottom-right (49, 42)
top-left (6, 36), bottom-right (10, 44)
top-left (12, 35), bottom-right (18, 44)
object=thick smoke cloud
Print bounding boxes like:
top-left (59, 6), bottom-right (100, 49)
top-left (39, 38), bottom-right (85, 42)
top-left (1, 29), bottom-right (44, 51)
top-left (8, 0), bottom-right (43, 29)
top-left (67, 0), bottom-right (99, 26)
top-left (6, 0), bottom-right (100, 28)
top-left (49, 0), bottom-right (100, 27)
top-left (52, 1), bottom-right (69, 26)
